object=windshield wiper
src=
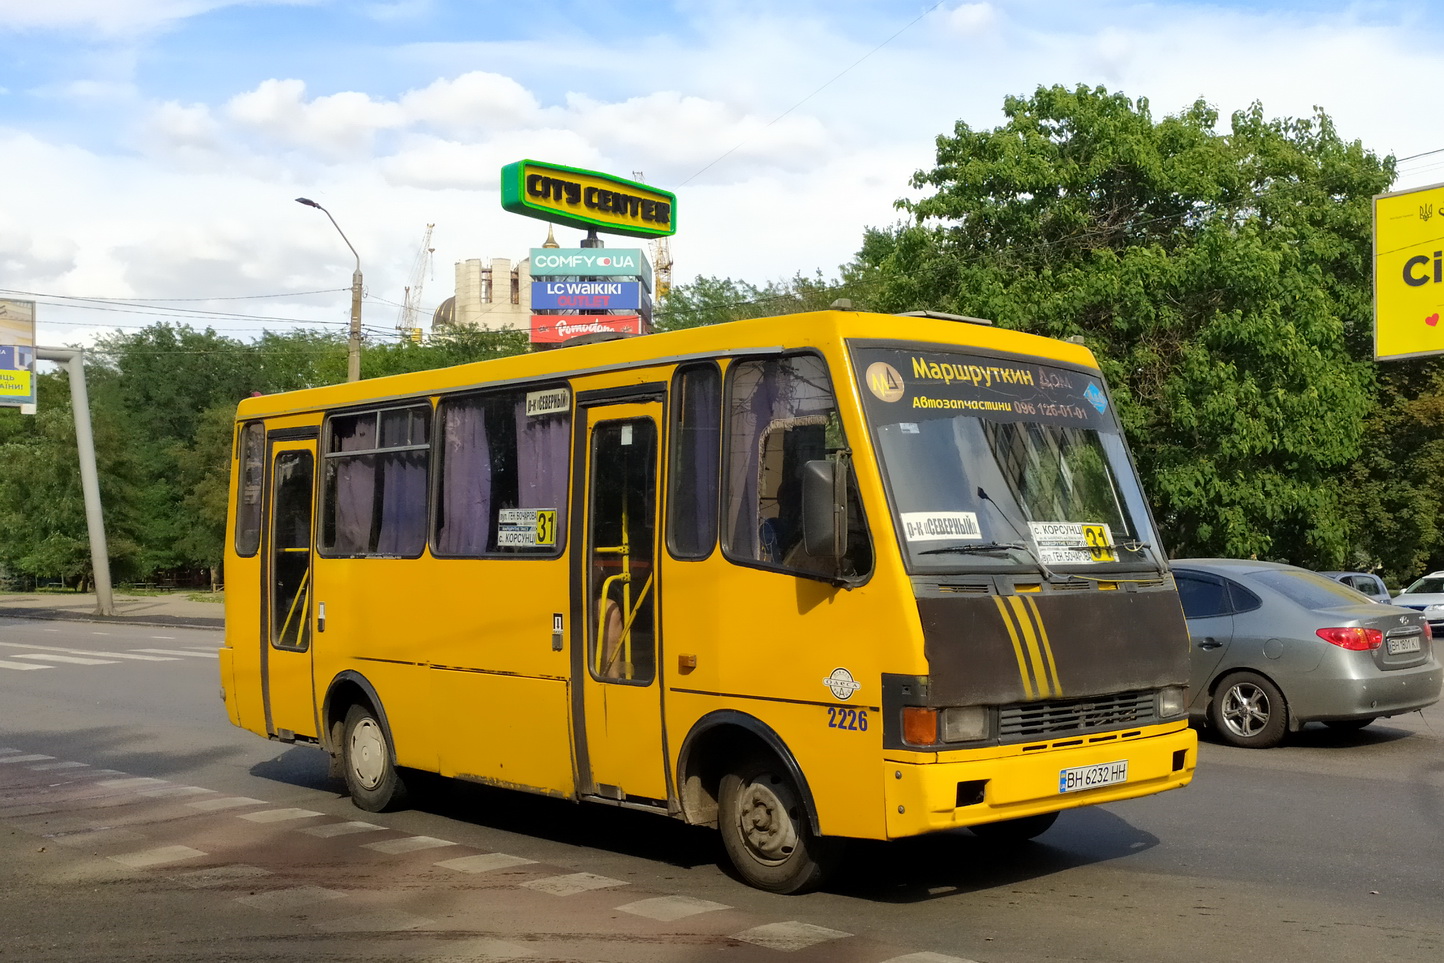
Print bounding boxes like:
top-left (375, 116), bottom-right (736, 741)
top-left (919, 541), bottom-right (1026, 556)
top-left (975, 487), bottom-right (1060, 581)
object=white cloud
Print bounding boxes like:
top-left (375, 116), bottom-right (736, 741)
top-left (226, 79), bottom-right (407, 159)
top-left (399, 71), bottom-right (543, 135)
top-left (946, 2), bottom-right (997, 36)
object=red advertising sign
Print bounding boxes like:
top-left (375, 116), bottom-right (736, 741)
top-left (529, 314), bottom-right (645, 344)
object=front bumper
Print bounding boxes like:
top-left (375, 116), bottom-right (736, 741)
top-left (883, 721), bottom-right (1196, 837)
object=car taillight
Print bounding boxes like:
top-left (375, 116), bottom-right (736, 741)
top-left (1427, 623), bottom-right (1434, 641)
top-left (1316, 626), bottom-right (1384, 650)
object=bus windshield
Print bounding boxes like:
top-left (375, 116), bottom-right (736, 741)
top-left (851, 343), bottom-right (1162, 575)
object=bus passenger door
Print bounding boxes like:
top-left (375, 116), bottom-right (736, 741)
top-left (576, 402), bottom-right (668, 803)
top-left (262, 435), bottom-right (319, 741)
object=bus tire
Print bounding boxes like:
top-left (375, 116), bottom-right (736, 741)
top-left (970, 811), bottom-right (1059, 842)
top-left (719, 755), bottom-right (840, 894)
top-left (341, 703), bottom-right (409, 812)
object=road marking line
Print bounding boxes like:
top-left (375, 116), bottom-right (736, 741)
top-left (13, 653), bottom-right (118, 665)
top-left (171, 864), bottom-right (273, 888)
top-left (435, 853), bottom-right (537, 873)
top-left (0, 660), bottom-right (50, 671)
top-left (188, 796), bottom-right (266, 811)
top-left (150, 636), bottom-right (176, 640)
top-left (130, 649), bottom-right (218, 659)
top-left (0, 754), bottom-right (55, 764)
top-left (880, 953), bottom-right (982, 963)
top-left (28, 761), bottom-right (88, 771)
top-left (98, 777), bottom-right (169, 789)
top-left (362, 835), bottom-right (458, 855)
top-left (0, 642), bottom-right (176, 661)
top-left (301, 821), bottom-right (386, 838)
top-left (90, 631), bottom-right (111, 636)
top-left (732, 921), bottom-right (854, 951)
top-left (110, 844), bottom-right (208, 868)
top-left (236, 886), bottom-right (346, 910)
top-left (617, 895), bottom-right (733, 921)
top-left (433, 939), bottom-right (535, 959)
top-left (238, 808), bottom-right (323, 823)
top-left (314, 909), bottom-right (434, 933)
top-left (141, 785), bottom-right (216, 798)
top-left (521, 872), bottom-right (626, 896)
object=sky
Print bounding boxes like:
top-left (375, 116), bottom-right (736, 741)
top-left (2, 0), bottom-right (1443, 350)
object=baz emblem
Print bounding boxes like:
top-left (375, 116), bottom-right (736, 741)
top-left (823, 667), bottom-right (862, 701)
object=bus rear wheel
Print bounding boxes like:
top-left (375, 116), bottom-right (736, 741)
top-left (719, 755), bottom-right (840, 894)
top-left (342, 703), bottom-right (409, 812)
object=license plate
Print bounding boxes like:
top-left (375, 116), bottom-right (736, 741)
top-left (1388, 635), bottom-right (1422, 655)
top-left (1059, 760), bottom-right (1128, 794)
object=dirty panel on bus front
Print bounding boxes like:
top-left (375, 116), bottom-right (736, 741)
top-left (916, 589), bottom-right (1189, 706)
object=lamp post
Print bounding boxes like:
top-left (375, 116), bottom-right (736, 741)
top-left (296, 197), bottom-right (363, 382)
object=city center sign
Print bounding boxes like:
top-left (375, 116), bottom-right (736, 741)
top-left (501, 160), bottom-right (676, 239)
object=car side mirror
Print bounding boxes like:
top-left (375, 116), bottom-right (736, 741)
top-left (802, 454), bottom-right (848, 562)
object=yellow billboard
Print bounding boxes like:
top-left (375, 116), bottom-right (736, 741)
top-left (1375, 182), bottom-right (1444, 360)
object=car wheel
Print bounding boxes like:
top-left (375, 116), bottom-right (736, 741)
top-left (1210, 671), bottom-right (1287, 749)
top-left (970, 811), bottom-right (1059, 842)
top-left (342, 703), bottom-right (410, 812)
top-left (1323, 718), bottom-right (1374, 732)
top-left (719, 754), bottom-right (841, 894)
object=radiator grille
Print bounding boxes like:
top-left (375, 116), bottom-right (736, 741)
top-left (998, 690), bottom-right (1157, 742)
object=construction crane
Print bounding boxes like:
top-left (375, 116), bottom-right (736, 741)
top-left (397, 224), bottom-right (435, 343)
top-left (632, 172), bottom-right (673, 301)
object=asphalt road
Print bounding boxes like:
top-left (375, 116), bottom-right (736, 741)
top-left (1, 615), bottom-right (1442, 963)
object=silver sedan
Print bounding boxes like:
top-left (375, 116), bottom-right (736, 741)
top-left (1172, 558), bottom-right (1443, 748)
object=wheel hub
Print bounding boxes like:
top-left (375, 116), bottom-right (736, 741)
top-left (738, 774), bottom-right (799, 863)
top-left (349, 719), bottom-right (386, 789)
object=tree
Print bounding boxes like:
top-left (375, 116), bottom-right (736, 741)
top-left (654, 272), bottom-right (861, 332)
top-left (854, 85), bottom-right (1393, 565)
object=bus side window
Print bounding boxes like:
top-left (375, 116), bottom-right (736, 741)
top-left (235, 422), bottom-right (264, 557)
top-left (667, 363), bottom-right (720, 559)
top-left (723, 355), bottom-right (872, 580)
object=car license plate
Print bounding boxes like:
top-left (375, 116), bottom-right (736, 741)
top-left (1388, 635), bottom-right (1422, 655)
top-left (1058, 760), bottom-right (1128, 794)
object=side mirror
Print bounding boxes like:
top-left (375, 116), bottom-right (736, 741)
top-left (802, 454), bottom-right (848, 561)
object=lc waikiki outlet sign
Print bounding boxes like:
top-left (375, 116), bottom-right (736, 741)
top-left (500, 161), bottom-right (676, 239)
top-left (1374, 181), bottom-right (1444, 360)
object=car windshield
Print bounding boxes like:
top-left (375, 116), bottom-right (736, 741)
top-left (1401, 576), bottom-right (1444, 595)
top-left (851, 343), bottom-right (1162, 575)
top-left (1251, 569), bottom-right (1373, 610)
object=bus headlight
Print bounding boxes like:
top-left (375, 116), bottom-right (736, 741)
top-left (940, 706), bottom-right (989, 743)
top-left (1157, 686), bottom-right (1187, 719)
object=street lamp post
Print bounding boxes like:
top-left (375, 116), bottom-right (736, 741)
top-left (296, 197), bottom-right (363, 382)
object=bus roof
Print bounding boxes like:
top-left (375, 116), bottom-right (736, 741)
top-left (235, 308), bottom-right (1098, 420)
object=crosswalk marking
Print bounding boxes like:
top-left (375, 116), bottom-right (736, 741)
top-left (14, 653), bottom-right (118, 666)
top-left (110, 845), bottom-right (208, 868)
top-left (522, 872), bottom-right (625, 896)
top-left (0, 642), bottom-right (177, 661)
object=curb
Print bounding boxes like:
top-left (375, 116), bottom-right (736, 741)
top-left (0, 608), bottom-right (224, 630)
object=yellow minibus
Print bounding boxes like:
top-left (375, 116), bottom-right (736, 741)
top-left (220, 307), bottom-right (1196, 892)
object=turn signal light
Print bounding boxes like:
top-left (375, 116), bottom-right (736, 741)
top-left (1316, 626), bottom-right (1384, 650)
top-left (902, 707), bottom-right (938, 745)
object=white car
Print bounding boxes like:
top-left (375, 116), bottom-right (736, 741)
top-left (1319, 571), bottom-right (1392, 604)
top-left (1393, 572), bottom-right (1444, 628)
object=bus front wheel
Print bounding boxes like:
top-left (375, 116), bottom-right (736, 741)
top-left (342, 703), bottom-right (409, 812)
top-left (719, 755), bottom-right (840, 894)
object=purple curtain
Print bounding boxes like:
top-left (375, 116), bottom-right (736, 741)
top-left (376, 452), bottom-right (427, 555)
top-left (437, 401), bottom-right (491, 555)
top-left (332, 416), bottom-right (376, 554)
top-left (514, 400), bottom-right (570, 533)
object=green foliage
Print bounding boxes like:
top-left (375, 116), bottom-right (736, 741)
top-left (654, 271), bottom-right (863, 331)
top-left (855, 84), bottom-right (1393, 566)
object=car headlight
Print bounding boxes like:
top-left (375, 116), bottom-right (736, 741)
top-left (1157, 686), bottom-right (1187, 719)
